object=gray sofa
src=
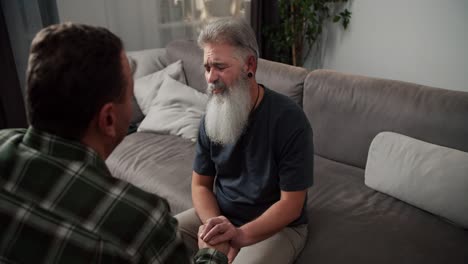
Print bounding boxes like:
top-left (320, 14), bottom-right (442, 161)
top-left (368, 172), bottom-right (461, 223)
top-left (107, 40), bottom-right (468, 263)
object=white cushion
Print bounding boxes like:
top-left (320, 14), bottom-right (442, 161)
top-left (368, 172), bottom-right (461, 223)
top-left (365, 132), bottom-right (468, 228)
top-left (134, 60), bottom-right (186, 115)
top-left (137, 76), bottom-right (208, 141)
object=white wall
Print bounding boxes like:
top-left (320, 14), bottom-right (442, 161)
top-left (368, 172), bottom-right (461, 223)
top-left (304, 0), bottom-right (468, 92)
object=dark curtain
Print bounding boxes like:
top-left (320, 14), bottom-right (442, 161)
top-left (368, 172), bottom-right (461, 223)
top-left (0, 5), bottom-right (27, 129)
top-left (0, 0), bottom-right (58, 129)
top-left (37, 0), bottom-right (60, 27)
top-left (250, 0), bottom-right (280, 61)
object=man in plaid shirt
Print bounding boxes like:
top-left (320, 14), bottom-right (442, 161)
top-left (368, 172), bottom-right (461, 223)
top-left (0, 23), bottom-right (227, 263)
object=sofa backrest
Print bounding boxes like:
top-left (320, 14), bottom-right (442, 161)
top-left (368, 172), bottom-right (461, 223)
top-left (303, 69), bottom-right (468, 169)
top-left (166, 40), bottom-right (308, 106)
top-left (166, 40), bottom-right (206, 93)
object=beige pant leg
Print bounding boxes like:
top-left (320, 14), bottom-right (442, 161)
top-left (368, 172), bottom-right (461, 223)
top-left (175, 208), bottom-right (202, 256)
top-left (232, 224), bottom-right (308, 264)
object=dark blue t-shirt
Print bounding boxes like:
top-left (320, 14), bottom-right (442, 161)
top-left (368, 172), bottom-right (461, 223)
top-left (193, 87), bottom-right (314, 226)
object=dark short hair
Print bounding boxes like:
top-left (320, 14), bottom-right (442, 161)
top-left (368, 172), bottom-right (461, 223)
top-left (26, 23), bottom-right (125, 140)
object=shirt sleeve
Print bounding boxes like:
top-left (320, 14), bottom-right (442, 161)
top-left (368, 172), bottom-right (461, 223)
top-left (193, 117), bottom-right (216, 176)
top-left (277, 117), bottom-right (314, 192)
top-left (194, 248), bottom-right (228, 264)
top-left (159, 243), bottom-right (228, 264)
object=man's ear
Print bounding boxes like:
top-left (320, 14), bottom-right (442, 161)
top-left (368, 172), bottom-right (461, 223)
top-left (246, 55), bottom-right (257, 74)
top-left (97, 102), bottom-right (117, 138)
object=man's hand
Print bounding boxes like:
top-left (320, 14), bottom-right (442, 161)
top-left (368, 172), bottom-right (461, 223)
top-left (199, 218), bottom-right (242, 263)
top-left (199, 216), bottom-right (238, 245)
top-left (198, 225), bottom-right (230, 256)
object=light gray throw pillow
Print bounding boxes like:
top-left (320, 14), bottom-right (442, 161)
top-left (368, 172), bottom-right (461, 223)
top-left (127, 48), bottom-right (168, 78)
top-left (138, 76), bottom-right (208, 141)
top-left (365, 132), bottom-right (468, 228)
top-left (134, 60), bottom-right (186, 115)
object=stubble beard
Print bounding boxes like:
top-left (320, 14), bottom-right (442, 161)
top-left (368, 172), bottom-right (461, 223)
top-left (205, 72), bottom-right (251, 146)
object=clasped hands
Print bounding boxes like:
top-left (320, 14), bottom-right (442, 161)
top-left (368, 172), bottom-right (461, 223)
top-left (197, 216), bottom-right (243, 263)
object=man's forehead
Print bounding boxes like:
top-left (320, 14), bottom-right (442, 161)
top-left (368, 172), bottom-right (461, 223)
top-left (203, 45), bottom-right (240, 64)
top-left (204, 57), bottom-right (231, 65)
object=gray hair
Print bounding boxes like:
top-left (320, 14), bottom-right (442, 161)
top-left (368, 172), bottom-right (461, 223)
top-left (198, 17), bottom-right (259, 62)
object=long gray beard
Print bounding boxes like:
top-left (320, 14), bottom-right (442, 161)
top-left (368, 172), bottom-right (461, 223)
top-left (205, 75), bottom-right (251, 146)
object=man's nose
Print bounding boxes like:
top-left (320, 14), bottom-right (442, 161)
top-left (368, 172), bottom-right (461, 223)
top-left (207, 69), bottom-right (219, 84)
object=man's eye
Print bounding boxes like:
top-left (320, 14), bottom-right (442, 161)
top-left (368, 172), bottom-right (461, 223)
top-left (216, 65), bottom-right (229, 71)
top-left (205, 66), bottom-right (211, 72)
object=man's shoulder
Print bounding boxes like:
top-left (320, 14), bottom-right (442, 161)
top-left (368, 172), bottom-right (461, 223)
top-left (9, 165), bottom-right (174, 259)
top-left (265, 87), bottom-right (303, 112)
top-left (77, 167), bottom-right (173, 225)
top-left (263, 87), bottom-right (309, 128)
top-left (0, 128), bottom-right (26, 145)
top-left (0, 188), bottom-right (130, 263)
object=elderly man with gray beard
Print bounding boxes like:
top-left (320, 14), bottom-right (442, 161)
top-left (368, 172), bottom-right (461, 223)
top-left (175, 18), bottom-right (314, 264)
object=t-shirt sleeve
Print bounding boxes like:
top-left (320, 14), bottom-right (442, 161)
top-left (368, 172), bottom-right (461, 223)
top-left (193, 117), bottom-right (216, 176)
top-left (277, 117), bottom-right (314, 192)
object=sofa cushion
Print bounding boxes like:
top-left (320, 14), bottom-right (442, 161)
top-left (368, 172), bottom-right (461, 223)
top-left (303, 69), bottom-right (468, 169)
top-left (107, 133), bottom-right (195, 215)
top-left (365, 132), bottom-right (468, 228)
top-left (297, 155), bottom-right (468, 264)
top-left (134, 60), bottom-right (186, 115)
top-left (137, 76), bottom-right (208, 141)
top-left (166, 40), bottom-right (308, 106)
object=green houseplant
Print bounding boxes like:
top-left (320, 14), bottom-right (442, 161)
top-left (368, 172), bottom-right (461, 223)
top-left (265, 0), bottom-right (351, 66)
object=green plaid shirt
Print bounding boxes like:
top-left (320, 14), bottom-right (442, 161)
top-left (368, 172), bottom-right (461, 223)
top-left (0, 127), bottom-right (227, 264)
